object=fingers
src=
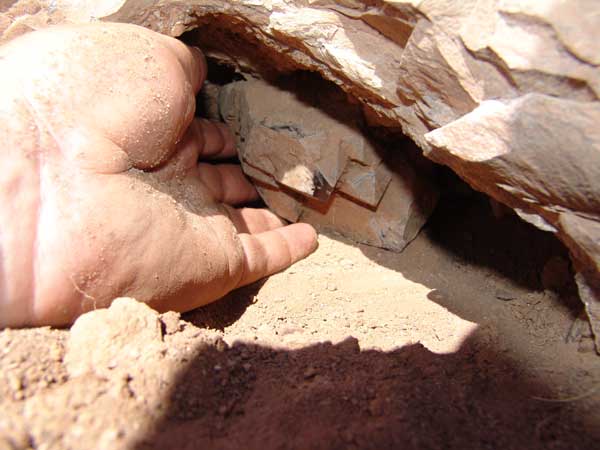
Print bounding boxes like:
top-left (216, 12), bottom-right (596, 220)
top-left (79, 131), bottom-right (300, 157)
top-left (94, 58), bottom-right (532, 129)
top-left (237, 223), bottom-right (318, 288)
top-left (197, 163), bottom-right (259, 205)
top-left (181, 119), bottom-right (237, 166)
top-left (225, 206), bottom-right (286, 234)
top-left (168, 118), bottom-right (236, 175)
top-left (187, 46), bottom-right (208, 93)
top-left (194, 119), bottom-right (238, 159)
top-left (157, 35), bottom-right (207, 93)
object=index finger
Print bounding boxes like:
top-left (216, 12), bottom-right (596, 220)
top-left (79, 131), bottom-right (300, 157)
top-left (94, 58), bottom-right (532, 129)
top-left (158, 35), bottom-right (207, 93)
top-left (237, 223), bottom-right (318, 287)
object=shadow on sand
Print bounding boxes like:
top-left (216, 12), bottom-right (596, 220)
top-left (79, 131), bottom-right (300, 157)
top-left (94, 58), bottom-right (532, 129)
top-left (132, 194), bottom-right (598, 450)
top-left (133, 319), bottom-right (598, 450)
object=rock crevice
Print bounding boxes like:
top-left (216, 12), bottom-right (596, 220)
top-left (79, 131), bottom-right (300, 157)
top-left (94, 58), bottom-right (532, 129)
top-left (2, 0), bottom-right (599, 349)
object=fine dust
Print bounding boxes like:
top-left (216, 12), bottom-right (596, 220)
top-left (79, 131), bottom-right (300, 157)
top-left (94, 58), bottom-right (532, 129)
top-left (1, 198), bottom-right (599, 450)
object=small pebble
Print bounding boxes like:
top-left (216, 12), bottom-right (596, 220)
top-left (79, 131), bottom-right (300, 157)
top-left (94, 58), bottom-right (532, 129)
top-left (303, 367), bottom-right (317, 379)
top-left (495, 289), bottom-right (516, 301)
top-left (160, 311), bottom-right (181, 335)
top-left (578, 338), bottom-right (596, 354)
top-left (279, 325), bottom-right (303, 336)
top-left (215, 340), bottom-right (228, 352)
top-left (7, 374), bottom-right (22, 392)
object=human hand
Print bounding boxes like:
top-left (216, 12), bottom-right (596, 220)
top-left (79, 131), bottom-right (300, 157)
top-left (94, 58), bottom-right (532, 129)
top-left (0, 23), bottom-right (317, 327)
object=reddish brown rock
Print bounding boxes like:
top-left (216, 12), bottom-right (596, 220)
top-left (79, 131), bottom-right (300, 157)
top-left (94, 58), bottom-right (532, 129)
top-left (219, 78), bottom-right (438, 251)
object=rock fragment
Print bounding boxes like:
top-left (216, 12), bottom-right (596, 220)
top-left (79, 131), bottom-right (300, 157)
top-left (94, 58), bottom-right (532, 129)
top-left (65, 297), bottom-right (164, 378)
top-left (220, 78), bottom-right (438, 251)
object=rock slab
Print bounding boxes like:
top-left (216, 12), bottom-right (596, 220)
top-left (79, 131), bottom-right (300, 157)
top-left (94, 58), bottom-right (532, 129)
top-left (219, 77), bottom-right (438, 251)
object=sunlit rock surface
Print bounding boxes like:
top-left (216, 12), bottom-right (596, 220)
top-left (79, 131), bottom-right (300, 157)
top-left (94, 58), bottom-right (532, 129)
top-left (2, 0), bottom-right (599, 349)
top-left (219, 78), bottom-right (438, 250)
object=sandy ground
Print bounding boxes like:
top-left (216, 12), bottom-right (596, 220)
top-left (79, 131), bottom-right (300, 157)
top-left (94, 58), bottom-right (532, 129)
top-left (1, 197), bottom-right (599, 450)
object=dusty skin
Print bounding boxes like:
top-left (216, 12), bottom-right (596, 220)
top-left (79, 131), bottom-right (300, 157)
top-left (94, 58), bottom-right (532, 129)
top-left (0, 198), bottom-right (599, 449)
top-left (0, 23), bottom-right (317, 327)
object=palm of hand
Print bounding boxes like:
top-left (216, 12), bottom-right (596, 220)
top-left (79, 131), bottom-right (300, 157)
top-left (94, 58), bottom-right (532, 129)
top-left (0, 23), bottom-right (316, 326)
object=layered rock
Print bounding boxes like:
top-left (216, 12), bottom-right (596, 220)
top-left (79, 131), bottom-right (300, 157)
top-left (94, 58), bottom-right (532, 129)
top-left (219, 77), bottom-right (438, 250)
top-left (1, 0), bottom-right (599, 349)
